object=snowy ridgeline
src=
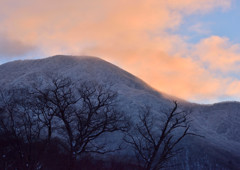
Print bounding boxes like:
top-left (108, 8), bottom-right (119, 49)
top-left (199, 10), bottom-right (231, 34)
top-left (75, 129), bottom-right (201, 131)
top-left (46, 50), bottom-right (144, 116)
top-left (0, 55), bottom-right (239, 169)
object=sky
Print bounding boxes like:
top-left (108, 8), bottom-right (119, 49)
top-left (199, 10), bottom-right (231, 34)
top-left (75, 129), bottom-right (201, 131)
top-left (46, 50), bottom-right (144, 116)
top-left (0, 0), bottom-right (240, 103)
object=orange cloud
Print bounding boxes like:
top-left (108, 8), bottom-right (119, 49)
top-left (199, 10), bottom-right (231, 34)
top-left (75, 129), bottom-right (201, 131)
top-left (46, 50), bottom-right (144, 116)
top-left (192, 36), bottom-right (240, 72)
top-left (82, 38), bottom-right (230, 101)
top-left (0, 0), bottom-right (230, 43)
top-left (0, 0), bottom-right (238, 102)
top-left (227, 80), bottom-right (240, 96)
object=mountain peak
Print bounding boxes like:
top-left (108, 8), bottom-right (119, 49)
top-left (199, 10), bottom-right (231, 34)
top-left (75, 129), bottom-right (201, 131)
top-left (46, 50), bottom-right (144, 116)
top-left (47, 54), bottom-right (100, 61)
top-left (0, 55), bottom-right (163, 98)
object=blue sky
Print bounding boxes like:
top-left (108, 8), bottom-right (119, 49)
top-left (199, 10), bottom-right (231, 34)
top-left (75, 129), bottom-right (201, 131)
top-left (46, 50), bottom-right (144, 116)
top-left (176, 0), bottom-right (240, 44)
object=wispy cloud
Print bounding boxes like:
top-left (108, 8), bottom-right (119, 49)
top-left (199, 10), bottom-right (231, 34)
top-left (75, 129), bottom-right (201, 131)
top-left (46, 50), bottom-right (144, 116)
top-left (0, 34), bottom-right (36, 58)
top-left (189, 23), bottom-right (211, 35)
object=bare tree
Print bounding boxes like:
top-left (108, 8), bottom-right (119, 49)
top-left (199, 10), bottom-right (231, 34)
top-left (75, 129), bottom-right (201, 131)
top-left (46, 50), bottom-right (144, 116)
top-left (0, 77), bottom-right (128, 169)
top-left (33, 77), bottom-right (128, 168)
top-left (0, 89), bottom-right (47, 170)
top-left (125, 101), bottom-right (198, 170)
top-left (74, 82), bottom-right (127, 154)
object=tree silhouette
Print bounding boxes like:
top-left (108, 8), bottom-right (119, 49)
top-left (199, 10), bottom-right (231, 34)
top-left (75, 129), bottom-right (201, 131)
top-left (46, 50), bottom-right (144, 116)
top-left (125, 101), bottom-right (198, 170)
top-left (32, 77), bottom-right (128, 169)
top-left (0, 76), bottom-right (128, 169)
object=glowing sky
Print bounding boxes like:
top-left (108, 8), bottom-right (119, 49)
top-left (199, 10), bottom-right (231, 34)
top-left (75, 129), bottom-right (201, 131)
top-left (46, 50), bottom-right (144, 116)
top-left (0, 0), bottom-right (240, 103)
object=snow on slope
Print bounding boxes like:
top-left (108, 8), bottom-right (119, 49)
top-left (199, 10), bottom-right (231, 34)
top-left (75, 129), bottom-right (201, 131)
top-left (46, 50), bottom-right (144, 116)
top-left (0, 55), bottom-right (239, 169)
top-left (0, 55), bottom-right (175, 120)
top-left (191, 102), bottom-right (240, 159)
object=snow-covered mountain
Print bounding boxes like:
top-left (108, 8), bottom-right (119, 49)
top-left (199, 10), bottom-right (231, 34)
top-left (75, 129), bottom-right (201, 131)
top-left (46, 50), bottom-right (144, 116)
top-left (0, 55), bottom-right (239, 169)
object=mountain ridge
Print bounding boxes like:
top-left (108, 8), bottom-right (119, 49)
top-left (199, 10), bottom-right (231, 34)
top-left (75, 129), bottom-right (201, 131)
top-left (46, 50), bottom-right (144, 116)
top-left (0, 55), bottom-right (239, 169)
top-left (2, 55), bottom-right (238, 106)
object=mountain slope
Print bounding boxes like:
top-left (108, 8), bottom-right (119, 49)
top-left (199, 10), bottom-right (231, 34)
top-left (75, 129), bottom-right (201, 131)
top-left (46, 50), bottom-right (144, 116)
top-left (0, 55), bottom-right (239, 169)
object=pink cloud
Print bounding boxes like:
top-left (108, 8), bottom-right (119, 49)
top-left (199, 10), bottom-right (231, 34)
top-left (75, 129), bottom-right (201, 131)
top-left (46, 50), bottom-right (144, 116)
top-left (193, 36), bottom-right (240, 72)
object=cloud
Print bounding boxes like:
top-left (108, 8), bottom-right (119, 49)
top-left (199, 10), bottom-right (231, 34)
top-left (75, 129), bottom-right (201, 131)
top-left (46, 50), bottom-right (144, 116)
top-left (0, 0), bottom-right (238, 102)
top-left (227, 80), bottom-right (240, 96)
top-left (189, 23), bottom-right (211, 35)
top-left (0, 0), bottom-right (230, 43)
top-left (166, 0), bottom-right (230, 14)
top-left (192, 36), bottom-right (240, 72)
top-left (0, 34), bottom-right (36, 58)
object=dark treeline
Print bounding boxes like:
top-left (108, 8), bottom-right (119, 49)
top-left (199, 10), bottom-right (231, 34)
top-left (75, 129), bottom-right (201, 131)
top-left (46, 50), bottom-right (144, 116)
top-left (0, 76), bottom-right (196, 170)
